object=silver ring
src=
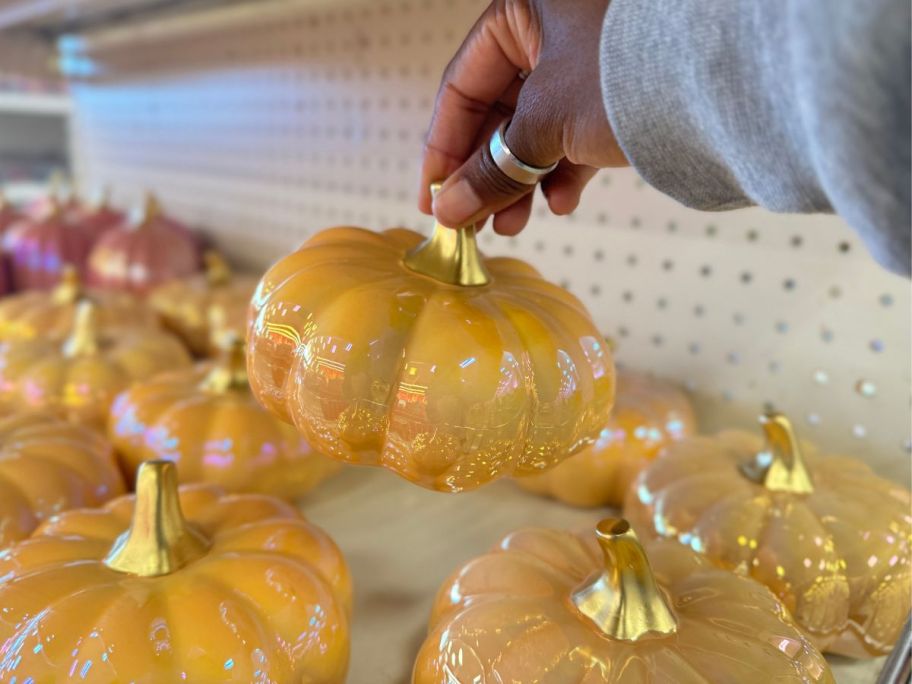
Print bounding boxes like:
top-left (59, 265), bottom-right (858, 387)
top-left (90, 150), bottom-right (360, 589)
top-left (489, 120), bottom-right (558, 186)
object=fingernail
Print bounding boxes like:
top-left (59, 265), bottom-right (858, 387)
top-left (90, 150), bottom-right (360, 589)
top-left (432, 179), bottom-right (483, 226)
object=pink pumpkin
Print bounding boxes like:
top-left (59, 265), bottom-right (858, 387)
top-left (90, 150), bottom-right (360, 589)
top-left (0, 193), bottom-right (23, 235)
top-left (86, 194), bottom-right (201, 295)
top-left (67, 189), bottom-right (124, 242)
top-left (3, 200), bottom-right (94, 291)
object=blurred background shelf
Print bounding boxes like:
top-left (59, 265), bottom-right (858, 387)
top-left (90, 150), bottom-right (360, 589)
top-left (0, 90), bottom-right (69, 114)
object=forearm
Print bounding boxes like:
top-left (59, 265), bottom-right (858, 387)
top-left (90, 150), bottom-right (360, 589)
top-left (600, 0), bottom-right (911, 274)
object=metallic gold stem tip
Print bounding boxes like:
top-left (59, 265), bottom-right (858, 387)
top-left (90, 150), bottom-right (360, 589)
top-left (62, 300), bottom-right (99, 358)
top-left (402, 182), bottom-right (490, 287)
top-left (572, 518), bottom-right (678, 641)
top-left (200, 332), bottom-right (248, 393)
top-left (51, 265), bottom-right (82, 305)
top-left (104, 460), bottom-right (209, 577)
top-left (741, 411), bottom-right (814, 494)
top-left (203, 250), bottom-right (232, 287)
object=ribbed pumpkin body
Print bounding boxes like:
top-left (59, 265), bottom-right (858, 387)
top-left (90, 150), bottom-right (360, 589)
top-left (517, 369), bottom-right (696, 506)
top-left (4, 209), bottom-right (94, 290)
top-left (625, 425), bottom-right (912, 657)
top-left (0, 480), bottom-right (351, 682)
top-left (0, 411), bottom-right (125, 547)
top-left (110, 361), bottom-right (340, 497)
top-left (0, 270), bottom-right (154, 342)
top-left (414, 523), bottom-right (833, 683)
top-left (248, 226), bottom-right (614, 492)
top-left (149, 256), bottom-right (257, 356)
top-left (86, 197), bottom-right (200, 294)
top-left (0, 311), bottom-right (191, 427)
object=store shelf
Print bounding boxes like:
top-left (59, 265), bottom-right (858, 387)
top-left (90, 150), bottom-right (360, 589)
top-left (304, 466), bottom-right (887, 684)
top-left (0, 91), bottom-right (70, 115)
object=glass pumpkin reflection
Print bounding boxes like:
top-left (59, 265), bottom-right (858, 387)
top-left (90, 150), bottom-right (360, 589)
top-left (413, 518), bottom-right (833, 683)
top-left (517, 368), bottom-right (696, 507)
top-left (0, 460), bottom-right (351, 682)
top-left (248, 212), bottom-right (615, 492)
top-left (625, 412), bottom-right (912, 657)
top-left (148, 251), bottom-right (257, 356)
top-left (109, 331), bottom-right (340, 498)
top-left (0, 265), bottom-right (155, 342)
top-left (0, 300), bottom-right (191, 428)
top-left (0, 410), bottom-right (125, 547)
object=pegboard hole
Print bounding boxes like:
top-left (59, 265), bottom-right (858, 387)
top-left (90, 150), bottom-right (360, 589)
top-left (856, 379), bottom-right (877, 397)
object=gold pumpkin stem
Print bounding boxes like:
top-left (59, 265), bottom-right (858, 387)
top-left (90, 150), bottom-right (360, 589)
top-left (51, 265), bottom-right (82, 305)
top-left (572, 518), bottom-right (678, 641)
top-left (203, 250), bottom-right (232, 287)
top-left (129, 192), bottom-right (160, 231)
top-left (104, 460), bottom-right (209, 577)
top-left (741, 411), bottom-right (814, 494)
top-left (62, 300), bottom-right (100, 358)
top-left (200, 332), bottom-right (248, 393)
top-left (402, 182), bottom-right (490, 287)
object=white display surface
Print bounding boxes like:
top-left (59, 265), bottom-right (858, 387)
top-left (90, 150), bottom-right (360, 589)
top-left (57, 0), bottom-right (909, 680)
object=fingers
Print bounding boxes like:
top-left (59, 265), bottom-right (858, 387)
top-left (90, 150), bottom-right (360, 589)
top-left (541, 161), bottom-right (599, 215)
top-left (432, 68), bottom-right (565, 227)
top-left (492, 191), bottom-right (534, 235)
top-left (419, 3), bottom-right (534, 214)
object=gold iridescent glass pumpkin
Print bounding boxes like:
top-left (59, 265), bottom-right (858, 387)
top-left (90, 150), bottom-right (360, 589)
top-left (625, 412), bottom-right (912, 657)
top-left (518, 368), bottom-right (696, 507)
top-left (110, 330), bottom-right (340, 497)
top-left (149, 251), bottom-right (258, 356)
top-left (0, 460), bottom-right (351, 682)
top-left (248, 190), bottom-right (615, 492)
top-left (0, 300), bottom-right (191, 427)
top-left (413, 517), bottom-right (833, 683)
top-left (0, 411), bottom-right (125, 547)
top-left (0, 265), bottom-right (155, 342)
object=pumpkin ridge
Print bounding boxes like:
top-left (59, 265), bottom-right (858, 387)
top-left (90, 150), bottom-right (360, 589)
top-left (175, 571), bottom-right (291, 677)
top-left (0, 579), bottom-right (122, 669)
top-left (386, 287), bottom-right (531, 485)
top-left (0, 447), bottom-right (106, 511)
top-left (748, 498), bottom-right (849, 636)
top-left (282, 272), bottom-right (422, 436)
top-left (649, 472), bottom-right (745, 538)
top-left (487, 289), bottom-right (594, 470)
top-left (192, 548), bottom-right (351, 628)
top-left (496, 275), bottom-right (591, 317)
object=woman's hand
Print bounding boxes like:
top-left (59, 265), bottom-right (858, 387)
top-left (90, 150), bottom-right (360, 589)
top-left (419, 0), bottom-right (628, 235)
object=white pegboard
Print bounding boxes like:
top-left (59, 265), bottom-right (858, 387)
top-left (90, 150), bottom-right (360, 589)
top-left (64, 0), bottom-right (910, 483)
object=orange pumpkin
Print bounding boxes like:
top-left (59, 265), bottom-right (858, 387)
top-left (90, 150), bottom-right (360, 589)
top-left (0, 265), bottom-right (155, 342)
top-left (414, 517), bottom-right (833, 683)
top-left (0, 300), bottom-right (191, 427)
top-left (517, 368), bottom-right (696, 507)
top-left (248, 197), bottom-right (614, 492)
top-left (0, 460), bottom-right (351, 682)
top-left (149, 251), bottom-right (258, 356)
top-left (0, 411), bottom-right (125, 547)
top-left (624, 412), bottom-right (912, 657)
top-left (109, 330), bottom-right (340, 497)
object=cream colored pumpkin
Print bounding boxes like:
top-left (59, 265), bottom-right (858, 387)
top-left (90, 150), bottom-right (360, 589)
top-left (625, 412), bottom-right (912, 657)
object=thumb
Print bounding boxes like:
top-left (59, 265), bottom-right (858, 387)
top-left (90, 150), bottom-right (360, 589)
top-left (432, 72), bottom-right (564, 228)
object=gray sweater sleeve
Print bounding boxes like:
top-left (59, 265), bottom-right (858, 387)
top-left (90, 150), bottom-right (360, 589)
top-left (600, 0), bottom-right (911, 275)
